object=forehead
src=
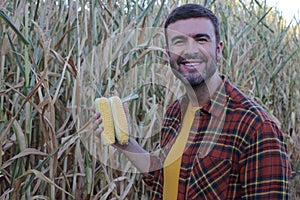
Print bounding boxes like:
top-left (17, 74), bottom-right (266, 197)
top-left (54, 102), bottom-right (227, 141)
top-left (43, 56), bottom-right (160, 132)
top-left (166, 18), bottom-right (215, 39)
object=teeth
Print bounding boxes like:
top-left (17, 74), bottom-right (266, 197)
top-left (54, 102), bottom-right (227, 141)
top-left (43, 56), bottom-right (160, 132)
top-left (185, 63), bottom-right (199, 66)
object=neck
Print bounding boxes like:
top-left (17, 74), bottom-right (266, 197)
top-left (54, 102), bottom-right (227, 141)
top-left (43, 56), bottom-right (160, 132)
top-left (186, 73), bottom-right (222, 107)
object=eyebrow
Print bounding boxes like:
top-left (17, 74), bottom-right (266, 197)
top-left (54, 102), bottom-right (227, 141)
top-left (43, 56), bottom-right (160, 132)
top-left (194, 33), bottom-right (211, 40)
top-left (170, 33), bottom-right (212, 43)
top-left (170, 35), bottom-right (187, 43)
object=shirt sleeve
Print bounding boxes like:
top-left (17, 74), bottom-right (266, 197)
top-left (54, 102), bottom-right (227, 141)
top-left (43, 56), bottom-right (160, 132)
top-left (142, 154), bottom-right (163, 186)
top-left (239, 120), bottom-right (292, 199)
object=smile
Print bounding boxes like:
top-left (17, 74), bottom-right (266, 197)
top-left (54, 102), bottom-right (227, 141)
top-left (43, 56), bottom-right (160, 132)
top-left (184, 62), bottom-right (201, 66)
top-left (180, 60), bottom-right (204, 70)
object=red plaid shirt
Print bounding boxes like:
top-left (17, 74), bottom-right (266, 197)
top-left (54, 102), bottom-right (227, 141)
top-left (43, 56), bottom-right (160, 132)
top-left (143, 76), bottom-right (292, 199)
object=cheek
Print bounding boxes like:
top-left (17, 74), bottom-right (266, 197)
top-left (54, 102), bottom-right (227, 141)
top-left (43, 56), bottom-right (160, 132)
top-left (168, 52), bottom-right (179, 62)
top-left (168, 45), bottom-right (185, 56)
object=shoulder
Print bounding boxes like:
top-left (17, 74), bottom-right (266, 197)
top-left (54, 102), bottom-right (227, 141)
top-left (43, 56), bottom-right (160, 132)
top-left (224, 79), bottom-right (284, 146)
top-left (164, 95), bottom-right (188, 118)
top-left (224, 80), bottom-right (288, 156)
top-left (164, 99), bottom-right (181, 116)
top-left (225, 78), bottom-right (276, 125)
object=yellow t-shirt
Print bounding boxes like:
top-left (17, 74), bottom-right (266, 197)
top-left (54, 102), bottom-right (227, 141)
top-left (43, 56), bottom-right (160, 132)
top-left (163, 103), bottom-right (198, 199)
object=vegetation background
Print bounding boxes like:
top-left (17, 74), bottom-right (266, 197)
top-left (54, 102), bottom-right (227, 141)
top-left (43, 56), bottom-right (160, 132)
top-left (0, 0), bottom-right (299, 199)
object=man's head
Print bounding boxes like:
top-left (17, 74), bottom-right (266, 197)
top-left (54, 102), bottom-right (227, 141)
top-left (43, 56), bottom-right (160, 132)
top-left (164, 4), bottom-right (221, 46)
top-left (164, 4), bottom-right (223, 87)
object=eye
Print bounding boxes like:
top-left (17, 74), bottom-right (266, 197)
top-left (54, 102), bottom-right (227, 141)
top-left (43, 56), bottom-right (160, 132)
top-left (196, 37), bottom-right (208, 44)
top-left (173, 39), bottom-right (184, 45)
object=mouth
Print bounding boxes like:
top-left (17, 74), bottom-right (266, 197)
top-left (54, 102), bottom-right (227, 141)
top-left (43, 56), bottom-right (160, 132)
top-left (180, 60), bottom-right (203, 70)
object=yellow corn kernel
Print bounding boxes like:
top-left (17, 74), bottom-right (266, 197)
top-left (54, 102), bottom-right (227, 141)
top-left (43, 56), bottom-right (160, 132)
top-left (94, 97), bottom-right (115, 145)
top-left (109, 96), bottom-right (129, 145)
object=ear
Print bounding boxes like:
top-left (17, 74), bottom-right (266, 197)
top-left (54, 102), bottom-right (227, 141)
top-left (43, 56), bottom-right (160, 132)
top-left (165, 46), bottom-right (171, 60)
top-left (216, 41), bottom-right (223, 61)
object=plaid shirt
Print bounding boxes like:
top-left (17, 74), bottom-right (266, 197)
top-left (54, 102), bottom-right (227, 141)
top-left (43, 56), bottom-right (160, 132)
top-left (143, 76), bottom-right (292, 199)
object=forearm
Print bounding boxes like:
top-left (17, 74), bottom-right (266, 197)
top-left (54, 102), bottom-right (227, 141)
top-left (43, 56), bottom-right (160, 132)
top-left (93, 112), bottom-right (152, 173)
top-left (240, 121), bottom-right (291, 199)
top-left (114, 137), bottom-right (150, 173)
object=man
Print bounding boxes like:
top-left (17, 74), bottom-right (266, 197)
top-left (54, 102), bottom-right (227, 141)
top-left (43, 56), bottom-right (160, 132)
top-left (93, 4), bottom-right (291, 199)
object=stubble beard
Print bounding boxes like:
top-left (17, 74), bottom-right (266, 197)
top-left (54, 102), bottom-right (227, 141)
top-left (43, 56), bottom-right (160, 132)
top-left (170, 55), bottom-right (218, 88)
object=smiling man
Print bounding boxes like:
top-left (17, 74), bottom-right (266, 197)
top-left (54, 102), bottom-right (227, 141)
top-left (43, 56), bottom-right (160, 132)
top-left (166, 17), bottom-right (223, 107)
top-left (93, 4), bottom-right (292, 199)
top-left (167, 18), bottom-right (221, 85)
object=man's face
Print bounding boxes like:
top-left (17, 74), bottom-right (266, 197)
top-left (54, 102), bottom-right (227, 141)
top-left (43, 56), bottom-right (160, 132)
top-left (166, 18), bottom-right (223, 87)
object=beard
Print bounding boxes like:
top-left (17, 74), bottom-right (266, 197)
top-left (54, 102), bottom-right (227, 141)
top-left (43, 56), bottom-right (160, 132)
top-left (169, 53), bottom-right (218, 87)
top-left (170, 65), bottom-right (205, 87)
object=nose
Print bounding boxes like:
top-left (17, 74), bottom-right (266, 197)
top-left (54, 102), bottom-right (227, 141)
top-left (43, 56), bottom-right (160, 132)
top-left (184, 38), bottom-right (199, 55)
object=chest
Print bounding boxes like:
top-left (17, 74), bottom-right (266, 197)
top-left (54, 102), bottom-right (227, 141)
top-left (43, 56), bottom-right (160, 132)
top-left (164, 114), bottom-right (242, 199)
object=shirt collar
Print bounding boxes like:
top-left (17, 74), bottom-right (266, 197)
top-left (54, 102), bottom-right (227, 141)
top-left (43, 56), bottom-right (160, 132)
top-left (178, 75), bottom-right (231, 118)
top-left (201, 75), bottom-right (230, 117)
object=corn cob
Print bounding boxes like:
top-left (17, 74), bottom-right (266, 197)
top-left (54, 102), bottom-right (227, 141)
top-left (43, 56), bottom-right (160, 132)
top-left (109, 96), bottom-right (129, 145)
top-left (94, 97), bottom-right (115, 145)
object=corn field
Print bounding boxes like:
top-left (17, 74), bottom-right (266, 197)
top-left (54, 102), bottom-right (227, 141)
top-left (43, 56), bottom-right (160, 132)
top-left (0, 0), bottom-right (299, 199)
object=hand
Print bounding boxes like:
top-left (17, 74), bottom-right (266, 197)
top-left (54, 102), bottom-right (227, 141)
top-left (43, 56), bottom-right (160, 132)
top-left (92, 112), bottom-right (103, 137)
top-left (92, 103), bottom-right (150, 173)
top-left (92, 102), bottom-right (131, 146)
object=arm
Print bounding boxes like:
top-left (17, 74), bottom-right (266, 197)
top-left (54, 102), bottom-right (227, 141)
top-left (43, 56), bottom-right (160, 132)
top-left (239, 121), bottom-right (292, 199)
top-left (113, 137), bottom-right (151, 173)
top-left (92, 112), bottom-right (151, 173)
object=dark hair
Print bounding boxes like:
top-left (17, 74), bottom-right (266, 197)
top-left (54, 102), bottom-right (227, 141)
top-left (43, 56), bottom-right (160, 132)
top-left (164, 4), bottom-right (221, 45)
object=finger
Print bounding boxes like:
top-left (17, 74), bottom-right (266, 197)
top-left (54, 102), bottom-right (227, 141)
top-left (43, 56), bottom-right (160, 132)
top-left (94, 126), bottom-right (104, 137)
top-left (93, 112), bottom-right (101, 120)
top-left (92, 112), bottom-right (101, 127)
top-left (93, 117), bottom-right (102, 131)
